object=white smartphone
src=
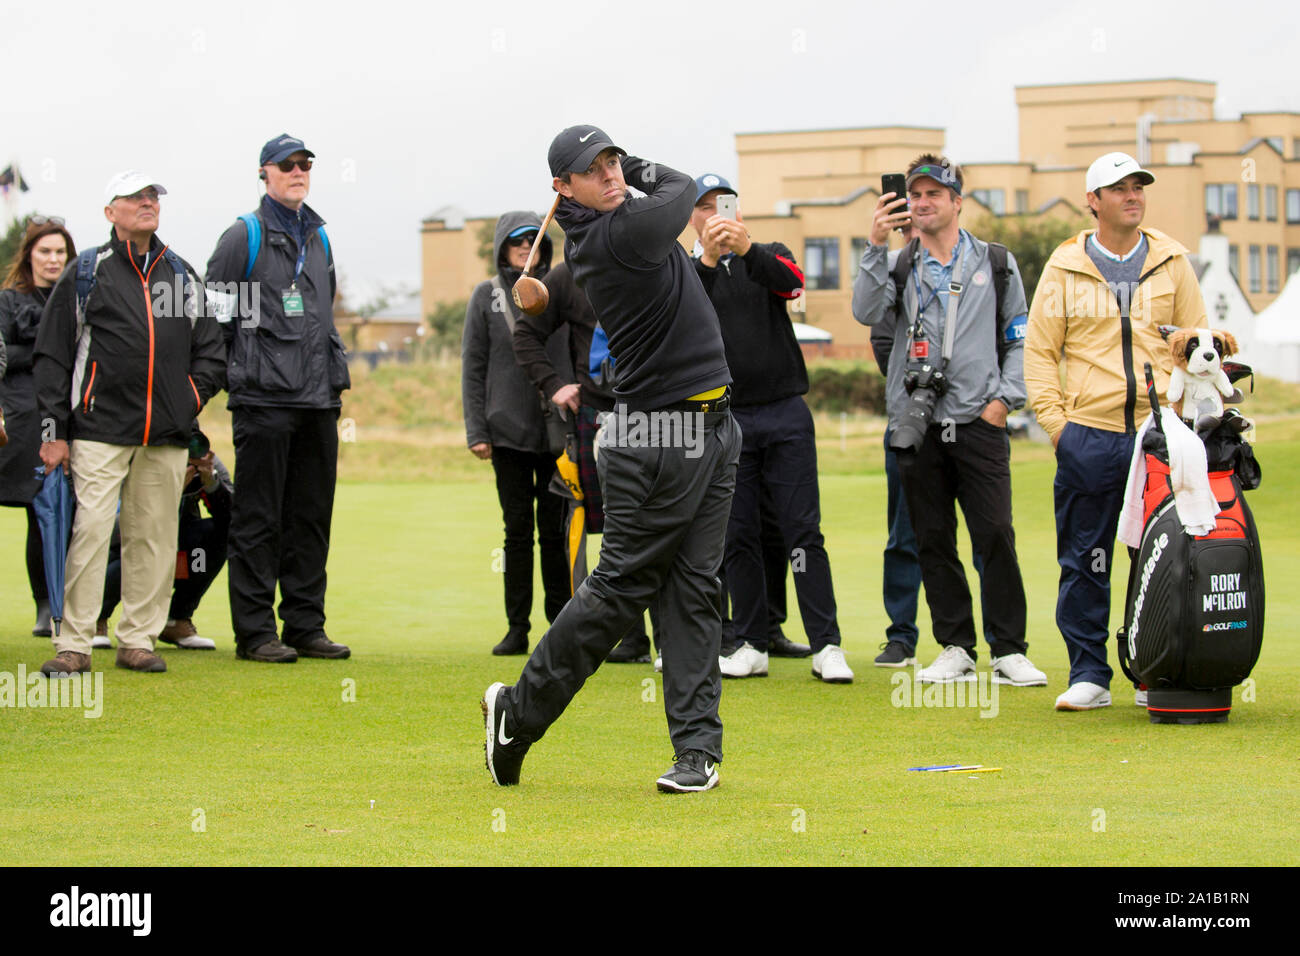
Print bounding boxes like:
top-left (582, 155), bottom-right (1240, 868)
top-left (716, 194), bottom-right (737, 221)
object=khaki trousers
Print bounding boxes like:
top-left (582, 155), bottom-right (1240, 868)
top-left (56, 440), bottom-right (187, 654)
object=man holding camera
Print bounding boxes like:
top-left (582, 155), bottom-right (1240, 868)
top-left (852, 155), bottom-right (1044, 687)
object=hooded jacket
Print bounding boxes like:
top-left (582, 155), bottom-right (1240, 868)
top-left (852, 229), bottom-right (1028, 431)
top-left (555, 156), bottom-right (729, 410)
top-left (205, 194), bottom-right (349, 410)
top-left (34, 231), bottom-right (226, 448)
top-left (512, 260), bottom-right (610, 411)
top-left (461, 210), bottom-right (564, 453)
top-left (1024, 227), bottom-right (1205, 440)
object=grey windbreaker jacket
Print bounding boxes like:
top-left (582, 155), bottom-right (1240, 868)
top-left (461, 210), bottom-right (565, 453)
top-left (851, 230), bottom-right (1027, 430)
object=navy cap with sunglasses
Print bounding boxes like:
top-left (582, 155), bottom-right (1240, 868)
top-left (259, 133), bottom-right (316, 167)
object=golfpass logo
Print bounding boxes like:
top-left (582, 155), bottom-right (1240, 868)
top-left (889, 664), bottom-right (999, 718)
top-left (49, 886), bottom-right (150, 936)
top-left (0, 667), bottom-right (102, 718)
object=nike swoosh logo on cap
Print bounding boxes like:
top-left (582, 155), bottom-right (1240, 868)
top-left (579, 131), bottom-right (596, 142)
top-left (1115, 160), bottom-right (1127, 166)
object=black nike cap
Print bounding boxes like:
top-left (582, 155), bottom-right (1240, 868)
top-left (549, 125), bottom-right (626, 178)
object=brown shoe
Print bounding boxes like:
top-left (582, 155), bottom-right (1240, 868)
top-left (116, 647), bottom-right (167, 673)
top-left (159, 618), bottom-right (215, 650)
top-left (40, 651), bottom-right (91, 676)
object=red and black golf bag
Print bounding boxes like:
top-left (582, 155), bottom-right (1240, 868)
top-left (1116, 364), bottom-right (1265, 723)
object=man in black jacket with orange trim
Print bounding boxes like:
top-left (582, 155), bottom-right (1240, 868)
top-left (35, 170), bottom-right (225, 675)
top-left (483, 126), bottom-right (741, 793)
top-left (690, 175), bottom-right (853, 684)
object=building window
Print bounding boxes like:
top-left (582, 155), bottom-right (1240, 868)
top-left (1267, 185), bottom-right (1279, 221)
top-left (1287, 189), bottom-right (1300, 224)
top-left (1015, 190), bottom-right (1030, 214)
top-left (804, 238), bottom-right (840, 290)
top-left (971, 189), bottom-right (1005, 214)
top-left (1205, 184), bottom-right (1238, 220)
top-left (1293, 138), bottom-right (1300, 160)
top-left (1229, 244), bottom-right (1240, 281)
top-left (1247, 184), bottom-right (1260, 220)
top-left (1267, 246), bottom-right (1280, 293)
top-left (1248, 246), bottom-right (1261, 293)
top-left (1287, 248), bottom-right (1300, 277)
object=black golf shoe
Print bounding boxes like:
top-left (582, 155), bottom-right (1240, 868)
top-left (768, 633), bottom-right (812, 658)
top-left (655, 751), bottom-right (719, 793)
top-left (482, 682), bottom-right (530, 786)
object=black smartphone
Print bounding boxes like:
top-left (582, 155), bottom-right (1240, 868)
top-left (881, 173), bottom-right (907, 206)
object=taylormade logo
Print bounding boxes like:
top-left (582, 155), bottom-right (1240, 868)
top-left (49, 886), bottom-right (150, 936)
top-left (1128, 531), bottom-right (1169, 657)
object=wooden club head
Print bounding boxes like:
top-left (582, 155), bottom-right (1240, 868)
top-left (512, 276), bottom-right (549, 315)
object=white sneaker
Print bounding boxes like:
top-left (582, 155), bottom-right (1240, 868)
top-left (1134, 688), bottom-right (1148, 707)
top-left (654, 652), bottom-right (663, 673)
top-left (918, 645), bottom-right (976, 683)
top-left (991, 653), bottom-right (1047, 686)
top-left (719, 642), bottom-right (768, 678)
top-left (811, 644), bottom-right (854, 683)
top-left (1054, 682), bottom-right (1112, 711)
top-left (91, 634), bottom-right (112, 649)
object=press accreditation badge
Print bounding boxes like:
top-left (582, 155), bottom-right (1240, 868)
top-left (282, 285), bottom-right (305, 317)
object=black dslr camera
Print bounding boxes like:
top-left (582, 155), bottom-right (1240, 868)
top-left (889, 362), bottom-right (948, 453)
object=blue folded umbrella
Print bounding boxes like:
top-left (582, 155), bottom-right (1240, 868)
top-left (32, 467), bottom-right (74, 638)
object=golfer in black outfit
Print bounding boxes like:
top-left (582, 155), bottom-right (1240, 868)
top-left (483, 126), bottom-right (741, 792)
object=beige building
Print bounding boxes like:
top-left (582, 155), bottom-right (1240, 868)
top-left (421, 78), bottom-right (1300, 351)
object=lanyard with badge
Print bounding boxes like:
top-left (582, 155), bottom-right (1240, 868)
top-left (282, 235), bottom-right (309, 317)
top-left (905, 238), bottom-right (967, 371)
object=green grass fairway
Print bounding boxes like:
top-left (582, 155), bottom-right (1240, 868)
top-left (2, 439), bottom-right (1297, 866)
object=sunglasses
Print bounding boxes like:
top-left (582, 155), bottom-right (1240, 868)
top-left (506, 232), bottom-right (538, 248)
top-left (271, 158), bottom-right (313, 173)
top-left (28, 215), bottom-right (66, 226)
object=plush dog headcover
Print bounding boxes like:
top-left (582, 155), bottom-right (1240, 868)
top-left (1167, 328), bottom-right (1240, 428)
top-left (1168, 328), bottom-right (1238, 369)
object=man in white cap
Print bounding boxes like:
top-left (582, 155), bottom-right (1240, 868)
top-left (1025, 152), bottom-right (1205, 711)
top-left (34, 170), bottom-right (226, 675)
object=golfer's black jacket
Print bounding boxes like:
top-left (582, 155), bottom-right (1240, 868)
top-left (555, 156), bottom-right (729, 409)
top-left (35, 231), bottom-right (226, 448)
top-left (694, 242), bottom-right (809, 409)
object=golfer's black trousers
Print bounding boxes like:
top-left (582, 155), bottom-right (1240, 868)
top-left (896, 418), bottom-right (1028, 660)
top-left (228, 405), bottom-right (338, 648)
top-left (507, 410), bottom-right (741, 762)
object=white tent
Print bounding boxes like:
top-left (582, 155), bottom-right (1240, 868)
top-left (1251, 270), bottom-right (1300, 383)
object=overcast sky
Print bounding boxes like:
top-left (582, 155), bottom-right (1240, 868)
top-left (3, 0), bottom-right (1295, 307)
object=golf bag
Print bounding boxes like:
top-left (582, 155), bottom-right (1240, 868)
top-left (1117, 365), bottom-right (1265, 723)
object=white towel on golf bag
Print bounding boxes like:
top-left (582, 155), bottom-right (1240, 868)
top-left (1119, 408), bottom-right (1219, 547)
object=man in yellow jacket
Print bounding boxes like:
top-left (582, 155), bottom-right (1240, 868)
top-left (1025, 152), bottom-right (1205, 712)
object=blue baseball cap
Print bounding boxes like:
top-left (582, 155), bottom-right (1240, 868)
top-left (694, 173), bottom-right (737, 202)
top-left (507, 225), bottom-right (539, 239)
top-left (260, 133), bottom-right (316, 167)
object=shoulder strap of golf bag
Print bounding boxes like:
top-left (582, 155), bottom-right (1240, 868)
top-left (241, 212), bottom-right (331, 280)
top-left (75, 247), bottom-right (100, 316)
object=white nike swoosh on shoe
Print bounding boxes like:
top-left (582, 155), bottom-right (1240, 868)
top-left (498, 718), bottom-right (514, 747)
top-left (579, 130), bottom-right (596, 142)
top-left (704, 763), bottom-right (716, 777)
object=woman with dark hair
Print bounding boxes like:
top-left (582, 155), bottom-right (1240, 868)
top-left (0, 216), bottom-right (75, 636)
